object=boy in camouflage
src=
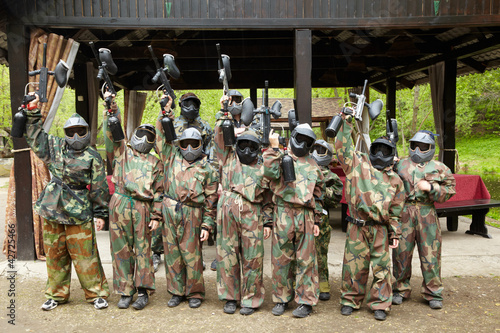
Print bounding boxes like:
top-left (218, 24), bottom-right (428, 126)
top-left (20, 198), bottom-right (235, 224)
top-left (104, 94), bottom-right (163, 310)
top-left (214, 107), bottom-right (273, 316)
top-left (265, 125), bottom-right (325, 318)
top-left (310, 140), bottom-right (343, 301)
top-left (392, 130), bottom-right (456, 310)
top-left (23, 93), bottom-right (110, 311)
top-left (156, 96), bottom-right (218, 309)
top-left (335, 112), bottom-right (405, 321)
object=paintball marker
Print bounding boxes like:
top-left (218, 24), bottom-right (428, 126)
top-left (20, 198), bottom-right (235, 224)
top-left (252, 80), bottom-right (282, 147)
top-left (90, 42), bottom-right (124, 142)
top-left (148, 45), bottom-right (180, 110)
top-left (11, 43), bottom-right (69, 138)
top-left (216, 43), bottom-right (236, 146)
top-left (348, 79), bottom-right (383, 122)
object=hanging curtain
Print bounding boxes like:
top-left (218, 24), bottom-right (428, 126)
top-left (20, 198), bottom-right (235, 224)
top-left (3, 29), bottom-right (79, 260)
top-left (429, 62), bottom-right (445, 162)
top-left (124, 90), bottom-right (147, 140)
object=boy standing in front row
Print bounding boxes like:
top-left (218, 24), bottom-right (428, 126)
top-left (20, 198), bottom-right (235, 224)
top-left (335, 112), bottom-right (405, 321)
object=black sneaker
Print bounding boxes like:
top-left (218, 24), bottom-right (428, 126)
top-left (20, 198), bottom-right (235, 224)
top-left (240, 307), bottom-right (255, 316)
top-left (152, 253), bottom-right (161, 273)
top-left (429, 300), bottom-right (443, 309)
top-left (271, 302), bottom-right (288, 316)
top-left (210, 259), bottom-right (217, 271)
top-left (341, 305), bottom-right (354, 316)
top-left (392, 292), bottom-right (403, 305)
top-left (168, 295), bottom-right (185, 307)
top-left (132, 292), bottom-right (148, 310)
top-left (292, 304), bottom-right (312, 318)
top-left (188, 298), bottom-right (202, 308)
top-left (374, 310), bottom-right (387, 321)
top-left (223, 300), bottom-right (237, 314)
top-left (117, 295), bottom-right (133, 309)
top-left (319, 292), bottom-right (331, 301)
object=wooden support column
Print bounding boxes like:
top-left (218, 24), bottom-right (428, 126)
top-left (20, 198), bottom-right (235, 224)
top-left (250, 88), bottom-right (257, 108)
top-left (386, 78), bottom-right (396, 119)
top-left (8, 23), bottom-right (35, 260)
top-left (74, 63), bottom-right (90, 123)
top-left (442, 59), bottom-right (457, 173)
top-left (294, 29), bottom-right (312, 125)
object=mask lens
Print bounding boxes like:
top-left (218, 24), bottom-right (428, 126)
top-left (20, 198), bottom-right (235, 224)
top-left (313, 145), bottom-right (327, 155)
top-left (371, 143), bottom-right (392, 157)
top-left (181, 98), bottom-right (200, 109)
top-left (65, 127), bottom-right (87, 138)
top-left (180, 139), bottom-right (201, 150)
top-left (231, 96), bottom-right (242, 104)
top-left (296, 134), bottom-right (314, 147)
top-left (411, 142), bottom-right (430, 152)
top-left (136, 129), bottom-right (155, 143)
top-left (237, 140), bottom-right (259, 153)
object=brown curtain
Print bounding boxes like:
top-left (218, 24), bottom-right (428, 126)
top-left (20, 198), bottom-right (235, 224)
top-left (123, 90), bottom-right (148, 140)
top-left (3, 29), bottom-right (77, 260)
top-left (429, 62), bottom-right (445, 162)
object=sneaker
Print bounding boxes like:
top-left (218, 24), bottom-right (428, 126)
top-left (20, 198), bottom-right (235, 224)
top-left (41, 299), bottom-right (58, 311)
top-left (153, 253), bottom-right (161, 273)
top-left (374, 310), bottom-right (387, 321)
top-left (340, 305), bottom-right (354, 316)
top-left (240, 307), bottom-right (255, 316)
top-left (93, 298), bottom-right (108, 310)
top-left (429, 300), bottom-right (443, 309)
top-left (203, 262), bottom-right (206, 271)
top-left (132, 292), bottom-right (149, 310)
top-left (168, 295), bottom-right (185, 307)
top-left (210, 259), bottom-right (217, 271)
top-left (392, 292), bottom-right (403, 305)
top-left (117, 295), bottom-right (133, 309)
top-left (271, 302), bottom-right (288, 316)
top-left (319, 292), bottom-right (331, 301)
top-left (223, 300), bottom-right (237, 314)
top-left (292, 304), bottom-right (313, 318)
top-left (188, 298), bottom-right (202, 308)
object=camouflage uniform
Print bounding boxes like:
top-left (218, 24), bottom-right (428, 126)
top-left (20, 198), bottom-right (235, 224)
top-left (392, 158), bottom-right (456, 301)
top-left (214, 112), bottom-right (272, 309)
top-left (24, 109), bottom-right (110, 303)
top-left (336, 119), bottom-right (405, 311)
top-left (315, 166), bottom-right (343, 294)
top-left (155, 118), bottom-right (218, 301)
top-left (104, 110), bottom-right (164, 297)
top-left (262, 148), bottom-right (325, 306)
top-left (151, 114), bottom-right (214, 255)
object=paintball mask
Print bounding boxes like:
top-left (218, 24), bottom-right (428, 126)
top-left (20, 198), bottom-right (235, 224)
top-left (130, 124), bottom-right (156, 154)
top-left (409, 130), bottom-right (436, 163)
top-left (311, 140), bottom-right (334, 166)
top-left (179, 93), bottom-right (201, 121)
top-left (369, 137), bottom-right (396, 170)
top-left (227, 90), bottom-right (244, 116)
top-left (64, 114), bottom-right (90, 150)
top-left (290, 123), bottom-right (316, 157)
top-left (236, 130), bottom-right (261, 165)
top-left (179, 127), bottom-right (203, 162)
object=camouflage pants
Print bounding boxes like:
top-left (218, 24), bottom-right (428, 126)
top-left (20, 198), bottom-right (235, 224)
top-left (109, 193), bottom-right (155, 296)
top-left (315, 214), bottom-right (332, 293)
top-left (392, 203), bottom-right (443, 301)
top-left (43, 220), bottom-right (109, 302)
top-left (272, 202), bottom-right (319, 306)
top-left (151, 227), bottom-right (164, 254)
top-left (162, 197), bottom-right (205, 299)
top-left (216, 191), bottom-right (265, 308)
top-left (340, 222), bottom-right (392, 311)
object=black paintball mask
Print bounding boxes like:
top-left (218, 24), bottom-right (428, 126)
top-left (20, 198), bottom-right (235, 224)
top-left (369, 137), bottom-right (396, 170)
top-left (236, 130), bottom-right (261, 165)
top-left (290, 123), bottom-right (316, 157)
top-left (179, 93), bottom-right (201, 121)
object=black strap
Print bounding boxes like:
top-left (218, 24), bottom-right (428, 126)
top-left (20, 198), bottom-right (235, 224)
top-left (52, 176), bottom-right (85, 205)
top-left (346, 215), bottom-right (376, 227)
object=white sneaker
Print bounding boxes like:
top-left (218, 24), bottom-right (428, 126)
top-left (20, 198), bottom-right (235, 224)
top-left (93, 298), bottom-right (108, 309)
top-left (41, 299), bottom-right (58, 311)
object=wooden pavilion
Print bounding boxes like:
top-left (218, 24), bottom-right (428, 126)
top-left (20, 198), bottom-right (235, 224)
top-left (1, 0), bottom-right (500, 259)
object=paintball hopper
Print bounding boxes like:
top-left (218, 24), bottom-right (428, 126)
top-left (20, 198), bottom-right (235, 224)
top-left (163, 54), bottom-right (180, 79)
top-left (367, 99), bottom-right (383, 120)
top-left (386, 116), bottom-right (399, 144)
top-left (270, 100), bottom-right (282, 119)
top-left (98, 48), bottom-right (117, 76)
top-left (240, 97), bottom-right (255, 126)
top-left (54, 60), bottom-right (69, 88)
top-left (288, 109), bottom-right (298, 133)
top-left (218, 54), bottom-right (232, 83)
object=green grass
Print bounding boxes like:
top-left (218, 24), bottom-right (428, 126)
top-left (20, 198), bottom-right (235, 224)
top-left (456, 135), bottom-right (500, 175)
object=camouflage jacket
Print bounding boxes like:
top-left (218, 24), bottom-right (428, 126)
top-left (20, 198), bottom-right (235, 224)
top-left (24, 109), bottom-right (109, 225)
top-left (173, 114), bottom-right (214, 158)
top-left (335, 119), bottom-right (405, 238)
top-left (156, 117), bottom-right (218, 231)
top-left (104, 109), bottom-right (164, 222)
top-left (214, 118), bottom-right (273, 224)
top-left (262, 148), bottom-right (325, 224)
top-left (320, 165), bottom-right (343, 209)
top-left (395, 157), bottom-right (456, 204)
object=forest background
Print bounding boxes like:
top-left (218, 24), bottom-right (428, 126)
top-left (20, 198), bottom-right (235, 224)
top-left (0, 64), bottom-right (498, 222)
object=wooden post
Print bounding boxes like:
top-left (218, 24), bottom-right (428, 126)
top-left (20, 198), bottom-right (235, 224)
top-left (250, 88), bottom-right (257, 108)
top-left (294, 29), bottom-right (312, 125)
top-left (8, 23), bottom-right (36, 260)
top-left (386, 77), bottom-right (396, 119)
top-left (443, 59), bottom-right (457, 173)
top-left (74, 63), bottom-right (90, 123)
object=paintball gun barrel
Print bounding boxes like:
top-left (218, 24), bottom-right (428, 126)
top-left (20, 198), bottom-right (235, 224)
top-left (148, 45), bottom-right (180, 110)
top-left (90, 42), bottom-right (117, 112)
top-left (253, 80), bottom-right (282, 147)
top-left (216, 43), bottom-right (231, 112)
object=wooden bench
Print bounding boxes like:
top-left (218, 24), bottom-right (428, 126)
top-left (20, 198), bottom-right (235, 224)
top-left (333, 168), bottom-right (498, 239)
